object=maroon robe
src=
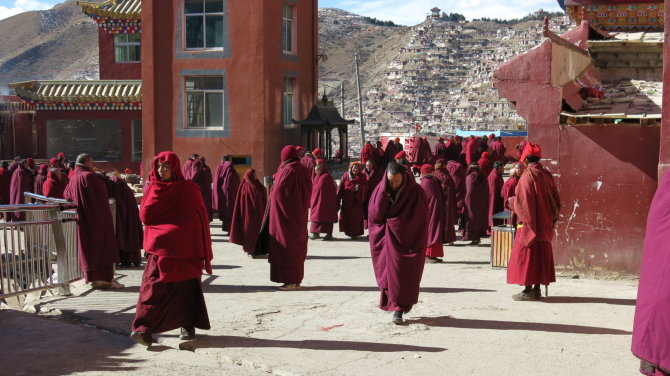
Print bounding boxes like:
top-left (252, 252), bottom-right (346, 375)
top-left (310, 168), bottom-right (338, 234)
top-left (64, 166), bottom-right (119, 282)
top-left (0, 167), bottom-right (12, 204)
top-left (9, 166), bottom-right (34, 221)
top-left (300, 155), bottom-right (316, 172)
top-left (632, 169), bottom-right (670, 376)
top-left (363, 166), bottom-right (385, 229)
top-left (42, 170), bottom-right (65, 199)
top-left (110, 176), bottom-right (143, 265)
top-left (229, 169), bottom-right (267, 254)
top-left (434, 140), bottom-right (447, 160)
top-left (215, 161), bottom-right (240, 232)
top-left (478, 152), bottom-right (493, 177)
top-left (182, 158), bottom-right (194, 179)
top-left (446, 160), bottom-right (466, 215)
top-left (34, 164), bottom-right (48, 196)
top-left (487, 168), bottom-right (504, 228)
top-left (368, 172), bottom-right (428, 312)
top-left (361, 142), bottom-right (374, 164)
top-left (384, 141), bottom-right (399, 164)
top-left (409, 137), bottom-right (433, 165)
top-left (463, 167), bottom-right (489, 242)
top-left (465, 137), bottom-right (478, 165)
top-left (502, 176), bottom-right (519, 211)
top-left (507, 163), bottom-right (560, 286)
top-left (268, 157), bottom-right (312, 284)
top-left (490, 140), bottom-right (507, 163)
top-left (188, 160), bottom-right (213, 221)
top-left (420, 175), bottom-right (444, 257)
top-left (337, 171), bottom-right (367, 238)
top-left (434, 167), bottom-right (458, 243)
top-left (132, 151), bottom-right (212, 335)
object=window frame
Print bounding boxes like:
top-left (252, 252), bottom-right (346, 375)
top-left (184, 0), bottom-right (225, 51)
top-left (282, 3), bottom-right (296, 55)
top-left (282, 77), bottom-right (296, 127)
top-left (114, 33), bottom-right (141, 63)
top-left (184, 76), bottom-right (226, 130)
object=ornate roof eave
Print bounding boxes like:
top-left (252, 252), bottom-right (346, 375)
top-left (78, 0), bottom-right (141, 20)
top-left (9, 80), bottom-right (142, 110)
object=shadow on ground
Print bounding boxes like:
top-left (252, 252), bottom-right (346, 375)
top-left (541, 296), bottom-right (636, 306)
top-left (188, 334), bottom-right (447, 352)
top-left (403, 316), bottom-right (631, 335)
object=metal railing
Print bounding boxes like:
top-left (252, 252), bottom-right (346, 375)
top-left (0, 202), bottom-right (76, 300)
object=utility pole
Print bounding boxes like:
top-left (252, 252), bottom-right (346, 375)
top-left (340, 82), bottom-right (344, 117)
top-left (354, 53), bottom-right (365, 145)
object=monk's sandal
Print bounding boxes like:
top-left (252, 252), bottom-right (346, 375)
top-left (180, 326), bottom-right (196, 340)
top-left (392, 311), bottom-right (403, 325)
top-left (131, 332), bottom-right (153, 347)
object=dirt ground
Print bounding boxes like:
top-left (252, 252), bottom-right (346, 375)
top-left (1, 223), bottom-right (639, 376)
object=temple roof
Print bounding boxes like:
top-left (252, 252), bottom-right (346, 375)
top-left (293, 96), bottom-right (355, 127)
top-left (10, 80), bottom-right (141, 106)
top-left (78, 0), bottom-right (141, 20)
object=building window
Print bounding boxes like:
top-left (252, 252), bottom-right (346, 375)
top-left (185, 76), bottom-right (224, 128)
top-left (132, 119), bottom-right (142, 162)
top-left (185, 0), bottom-right (225, 49)
top-left (47, 120), bottom-right (121, 162)
top-left (282, 4), bottom-right (295, 54)
top-left (114, 33), bottom-right (140, 63)
top-left (282, 77), bottom-right (295, 127)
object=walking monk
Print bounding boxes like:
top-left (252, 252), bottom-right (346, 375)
top-left (463, 163), bottom-right (489, 245)
top-left (310, 159), bottom-right (338, 240)
top-left (229, 169), bottom-right (267, 255)
top-left (507, 143), bottom-right (560, 301)
top-left (434, 160), bottom-right (457, 244)
top-left (213, 156), bottom-right (240, 234)
top-left (337, 162), bottom-right (367, 239)
top-left (64, 154), bottom-right (122, 289)
top-left (632, 168), bottom-right (670, 376)
top-left (368, 162), bottom-right (428, 325)
top-left (268, 146), bottom-right (312, 290)
top-left (419, 164), bottom-right (445, 263)
top-left (131, 152), bottom-right (213, 346)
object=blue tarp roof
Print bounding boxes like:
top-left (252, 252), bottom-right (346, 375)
top-left (455, 129), bottom-right (527, 137)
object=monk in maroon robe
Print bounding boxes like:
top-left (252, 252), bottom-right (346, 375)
top-left (310, 159), bottom-right (337, 240)
top-left (446, 160), bottom-right (466, 226)
top-left (478, 151), bottom-right (493, 177)
top-left (9, 159), bottom-right (34, 221)
top-left (465, 136), bottom-right (478, 165)
top-left (502, 164), bottom-right (521, 211)
top-left (267, 146), bottom-right (312, 290)
top-left (131, 151), bottom-right (213, 346)
top-left (487, 161), bottom-right (505, 229)
top-left (300, 150), bottom-right (316, 172)
top-left (434, 137), bottom-right (447, 160)
top-left (337, 162), bottom-right (367, 239)
top-left (363, 159), bottom-right (384, 230)
top-left (632, 168), bottom-right (670, 376)
top-left (434, 160), bottom-right (457, 244)
top-left (507, 143), bottom-right (560, 301)
top-left (463, 163), bottom-right (489, 245)
top-left (230, 169), bottom-right (267, 254)
top-left (490, 137), bottom-right (507, 163)
top-left (200, 157), bottom-right (213, 220)
top-left (108, 173), bottom-right (143, 267)
top-left (0, 161), bottom-right (11, 204)
top-left (43, 168), bottom-right (65, 199)
top-left (181, 153), bottom-right (198, 179)
top-left (64, 154), bottom-right (121, 289)
top-left (7, 156), bottom-right (20, 175)
top-left (384, 139), bottom-right (399, 163)
top-left (34, 164), bottom-right (48, 196)
top-left (419, 164), bottom-right (445, 263)
top-left (369, 162), bottom-right (428, 324)
top-left (361, 141), bottom-right (375, 164)
top-left (213, 156), bottom-right (241, 233)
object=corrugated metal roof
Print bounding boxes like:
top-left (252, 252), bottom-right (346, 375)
top-left (9, 80), bottom-right (142, 103)
top-left (78, 0), bottom-right (141, 20)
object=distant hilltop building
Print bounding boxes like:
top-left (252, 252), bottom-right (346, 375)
top-left (430, 7), bottom-right (441, 19)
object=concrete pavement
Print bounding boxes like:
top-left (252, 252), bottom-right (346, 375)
top-left (1, 224), bottom-right (639, 375)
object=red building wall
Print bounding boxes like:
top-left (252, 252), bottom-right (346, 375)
top-left (495, 30), bottom-right (659, 274)
top-left (141, 0), bottom-right (317, 178)
top-left (98, 29), bottom-right (141, 80)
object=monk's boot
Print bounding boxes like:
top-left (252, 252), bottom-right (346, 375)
top-left (512, 289), bottom-right (538, 301)
top-left (131, 331), bottom-right (153, 347)
top-left (323, 233), bottom-right (333, 241)
top-left (392, 311), bottom-right (404, 325)
top-left (532, 285), bottom-right (542, 300)
top-left (180, 325), bottom-right (196, 340)
top-left (310, 233), bottom-right (320, 240)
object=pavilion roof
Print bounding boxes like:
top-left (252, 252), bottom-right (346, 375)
top-left (78, 0), bottom-right (141, 20)
top-left (293, 97), bottom-right (355, 127)
top-left (9, 80), bottom-right (142, 104)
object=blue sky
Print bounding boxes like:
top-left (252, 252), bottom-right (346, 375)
top-left (0, 0), bottom-right (565, 25)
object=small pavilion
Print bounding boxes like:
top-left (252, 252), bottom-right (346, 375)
top-left (293, 94), bottom-right (354, 161)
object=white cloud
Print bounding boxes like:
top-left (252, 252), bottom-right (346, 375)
top-left (0, 0), bottom-right (56, 21)
top-left (336, 0), bottom-right (564, 26)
